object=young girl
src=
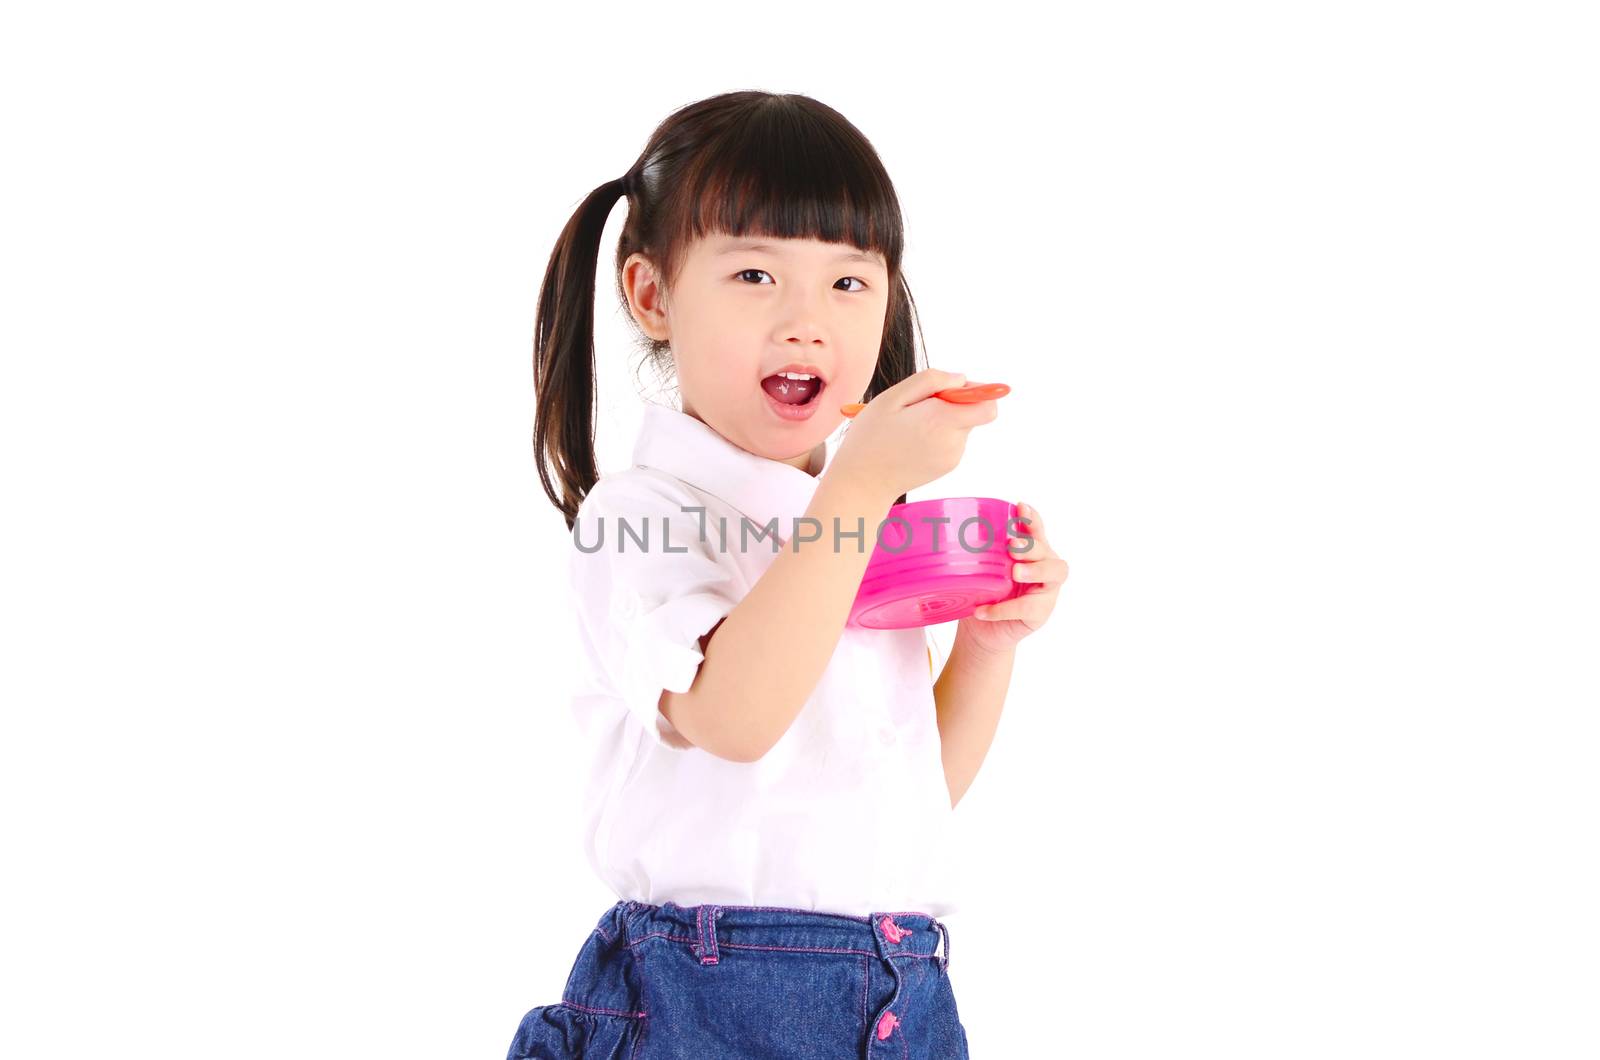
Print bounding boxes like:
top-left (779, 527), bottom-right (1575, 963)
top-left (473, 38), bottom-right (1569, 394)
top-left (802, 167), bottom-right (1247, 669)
top-left (511, 90), bottom-right (1067, 1059)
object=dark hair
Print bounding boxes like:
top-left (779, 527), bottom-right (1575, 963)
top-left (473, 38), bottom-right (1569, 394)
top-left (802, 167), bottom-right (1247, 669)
top-left (532, 91), bottom-right (930, 530)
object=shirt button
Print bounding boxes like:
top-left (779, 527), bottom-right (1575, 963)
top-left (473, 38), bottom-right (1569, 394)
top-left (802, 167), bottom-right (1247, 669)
top-left (878, 728), bottom-right (896, 746)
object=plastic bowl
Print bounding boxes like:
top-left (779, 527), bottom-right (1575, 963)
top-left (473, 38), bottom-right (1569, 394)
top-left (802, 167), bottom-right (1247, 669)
top-left (847, 496), bottom-right (1026, 630)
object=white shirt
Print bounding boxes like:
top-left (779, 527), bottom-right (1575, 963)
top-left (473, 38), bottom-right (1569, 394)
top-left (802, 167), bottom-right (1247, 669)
top-left (565, 402), bottom-right (961, 918)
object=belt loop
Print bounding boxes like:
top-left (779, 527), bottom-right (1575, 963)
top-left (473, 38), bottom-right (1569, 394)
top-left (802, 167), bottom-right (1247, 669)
top-left (696, 904), bottom-right (722, 966)
top-left (936, 919), bottom-right (951, 974)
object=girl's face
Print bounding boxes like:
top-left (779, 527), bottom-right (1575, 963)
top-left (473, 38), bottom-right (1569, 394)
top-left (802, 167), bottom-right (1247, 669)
top-left (623, 233), bottom-right (890, 473)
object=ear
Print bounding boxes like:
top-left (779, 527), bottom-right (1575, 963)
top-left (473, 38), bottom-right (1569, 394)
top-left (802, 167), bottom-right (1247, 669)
top-left (622, 252), bottom-right (670, 342)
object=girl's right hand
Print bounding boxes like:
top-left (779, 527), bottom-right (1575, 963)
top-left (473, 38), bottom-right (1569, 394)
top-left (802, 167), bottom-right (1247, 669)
top-left (829, 368), bottom-right (999, 500)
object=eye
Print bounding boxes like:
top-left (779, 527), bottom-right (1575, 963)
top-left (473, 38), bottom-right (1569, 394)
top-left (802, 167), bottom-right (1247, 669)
top-left (735, 269), bottom-right (869, 293)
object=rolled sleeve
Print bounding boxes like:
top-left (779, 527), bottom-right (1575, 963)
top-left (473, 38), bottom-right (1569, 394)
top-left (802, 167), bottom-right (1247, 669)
top-left (570, 477), bottom-right (741, 750)
top-left (616, 588), bottom-right (736, 748)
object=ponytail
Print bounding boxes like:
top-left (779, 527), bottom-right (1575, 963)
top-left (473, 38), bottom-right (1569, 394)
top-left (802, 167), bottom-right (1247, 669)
top-left (532, 174), bottom-right (631, 531)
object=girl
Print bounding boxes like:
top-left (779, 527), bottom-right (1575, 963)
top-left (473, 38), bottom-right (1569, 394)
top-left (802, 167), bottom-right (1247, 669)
top-left (512, 91), bottom-right (1067, 1059)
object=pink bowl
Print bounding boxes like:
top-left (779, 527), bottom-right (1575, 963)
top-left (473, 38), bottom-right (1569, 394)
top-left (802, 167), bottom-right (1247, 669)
top-left (847, 496), bottom-right (1026, 630)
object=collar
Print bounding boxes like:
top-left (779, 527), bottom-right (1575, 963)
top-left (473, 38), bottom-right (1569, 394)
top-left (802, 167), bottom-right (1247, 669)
top-left (631, 403), bottom-right (839, 546)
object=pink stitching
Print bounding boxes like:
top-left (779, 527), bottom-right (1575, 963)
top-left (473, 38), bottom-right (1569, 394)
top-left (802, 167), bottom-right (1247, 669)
top-left (618, 902), bottom-right (648, 1060)
top-left (625, 930), bottom-right (696, 947)
top-left (559, 1000), bottom-right (646, 1020)
top-left (690, 906), bottom-right (723, 965)
top-left (625, 932), bottom-right (940, 963)
top-left (681, 903), bottom-right (935, 923)
top-left (724, 942), bottom-right (879, 957)
top-left (626, 931), bottom-right (879, 957)
top-left (618, 901), bottom-right (954, 1056)
top-left (697, 903), bottom-right (874, 923)
top-left (620, 911), bottom-right (650, 1022)
top-left (636, 902), bottom-right (942, 942)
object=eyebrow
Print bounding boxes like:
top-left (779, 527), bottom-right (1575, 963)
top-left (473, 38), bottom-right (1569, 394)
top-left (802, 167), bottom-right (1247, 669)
top-left (712, 240), bottom-right (884, 266)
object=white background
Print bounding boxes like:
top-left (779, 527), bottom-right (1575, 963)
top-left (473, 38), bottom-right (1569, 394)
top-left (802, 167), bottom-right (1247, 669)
top-left (3, 2), bottom-right (1596, 1057)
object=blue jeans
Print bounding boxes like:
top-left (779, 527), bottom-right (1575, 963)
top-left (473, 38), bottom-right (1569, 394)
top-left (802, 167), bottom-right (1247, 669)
top-left (506, 899), bottom-right (970, 1059)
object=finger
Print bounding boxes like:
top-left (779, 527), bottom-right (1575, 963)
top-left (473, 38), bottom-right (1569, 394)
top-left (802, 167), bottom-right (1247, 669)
top-left (1012, 557), bottom-right (1069, 586)
top-left (886, 368), bottom-right (968, 408)
top-left (938, 396), bottom-right (1000, 428)
top-left (1007, 527), bottom-right (1053, 555)
top-left (899, 399), bottom-right (997, 437)
top-left (1012, 501), bottom-right (1046, 539)
top-left (1006, 530), bottom-right (1053, 557)
top-left (973, 593), bottom-right (1048, 624)
top-left (1006, 534), bottom-right (1036, 555)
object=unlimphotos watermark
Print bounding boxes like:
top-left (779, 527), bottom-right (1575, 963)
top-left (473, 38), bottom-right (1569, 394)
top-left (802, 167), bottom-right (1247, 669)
top-left (573, 505), bottom-right (1033, 555)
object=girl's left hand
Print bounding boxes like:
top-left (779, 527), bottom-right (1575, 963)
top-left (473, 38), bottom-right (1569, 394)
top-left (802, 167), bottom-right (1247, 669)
top-left (957, 501), bottom-right (1068, 653)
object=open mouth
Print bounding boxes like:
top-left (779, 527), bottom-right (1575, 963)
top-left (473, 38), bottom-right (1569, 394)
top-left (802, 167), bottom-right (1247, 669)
top-left (759, 371), bottom-right (826, 406)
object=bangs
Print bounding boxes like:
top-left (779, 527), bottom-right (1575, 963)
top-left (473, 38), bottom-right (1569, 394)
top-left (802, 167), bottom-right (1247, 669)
top-left (667, 100), bottom-right (904, 273)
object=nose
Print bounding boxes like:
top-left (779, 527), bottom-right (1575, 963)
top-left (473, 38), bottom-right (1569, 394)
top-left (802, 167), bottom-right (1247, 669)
top-left (774, 288), bottom-right (832, 347)
top-left (780, 324), bottom-right (826, 347)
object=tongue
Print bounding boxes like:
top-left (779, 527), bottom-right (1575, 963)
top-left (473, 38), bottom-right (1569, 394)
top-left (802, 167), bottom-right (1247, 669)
top-left (761, 375), bottom-right (817, 405)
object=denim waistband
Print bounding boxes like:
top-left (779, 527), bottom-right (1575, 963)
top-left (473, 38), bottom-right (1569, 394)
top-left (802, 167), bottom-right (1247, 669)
top-left (613, 899), bottom-right (951, 974)
top-left (528, 900), bottom-right (967, 1056)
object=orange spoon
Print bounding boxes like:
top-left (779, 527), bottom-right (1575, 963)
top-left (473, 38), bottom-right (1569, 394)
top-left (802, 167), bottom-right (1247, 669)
top-left (840, 382), bottom-right (1010, 418)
